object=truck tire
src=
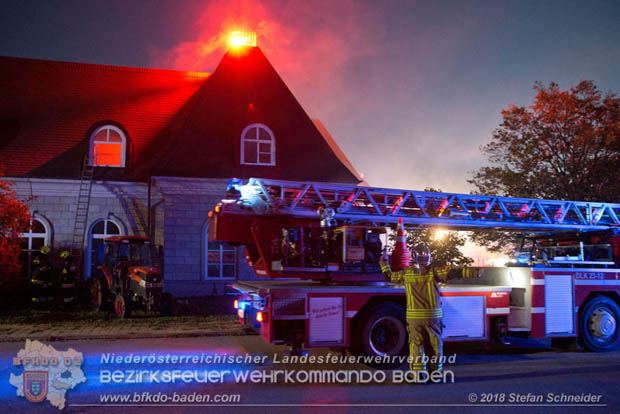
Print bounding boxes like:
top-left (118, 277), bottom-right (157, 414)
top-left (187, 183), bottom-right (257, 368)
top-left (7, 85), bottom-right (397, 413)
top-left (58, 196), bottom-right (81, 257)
top-left (91, 278), bottom-right (108, 312)
top-left (114, 294), bottom-right (132, 318)
top-left (579, 296), bottom-right (620, 352)
top-left (353, 302), bottom-right (407, 368)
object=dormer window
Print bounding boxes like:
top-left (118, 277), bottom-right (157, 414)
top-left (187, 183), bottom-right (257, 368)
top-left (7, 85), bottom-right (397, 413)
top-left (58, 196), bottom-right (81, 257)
top-left (240, 123), bottom-right (275, 166)
top-left (89, 124), bottom-right (127, 167)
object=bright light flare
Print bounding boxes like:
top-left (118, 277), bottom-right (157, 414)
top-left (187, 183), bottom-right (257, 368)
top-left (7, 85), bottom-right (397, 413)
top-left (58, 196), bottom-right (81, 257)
top-left (434, 229), bottom-right (449, 241)
top-left (488, 257), bottom-right (510, 267)
top-left (229, 30), bottom-right (257, 48)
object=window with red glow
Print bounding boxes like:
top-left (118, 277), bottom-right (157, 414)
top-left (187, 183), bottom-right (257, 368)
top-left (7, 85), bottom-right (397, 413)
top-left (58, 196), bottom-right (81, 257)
top-left (89, 125), bottom-right (127, 167)
top-left (240, 123), bottom-right (275, 166)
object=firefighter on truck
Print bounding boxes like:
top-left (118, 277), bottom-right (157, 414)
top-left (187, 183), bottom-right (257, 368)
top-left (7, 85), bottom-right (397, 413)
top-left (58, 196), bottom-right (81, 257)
top-left (380, 243), bottom-right (480, 377)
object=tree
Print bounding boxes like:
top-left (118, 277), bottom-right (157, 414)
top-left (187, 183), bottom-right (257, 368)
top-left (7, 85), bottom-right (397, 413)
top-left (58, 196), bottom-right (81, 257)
top-left (469, 81), bottom-right (620, 253)
top-left (0, 176), bottom-right (31, 287)
top-left (404, 227), bottom-right (473, 268)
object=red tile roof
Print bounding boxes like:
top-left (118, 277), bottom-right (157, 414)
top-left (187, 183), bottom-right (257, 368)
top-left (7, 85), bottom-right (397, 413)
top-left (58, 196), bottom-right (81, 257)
top-left (0, 56), bottom-right (208, 179)
top-left (312, 119), bottom-right (363, 183)
top-left (0, 49), bottom-right (361, 184)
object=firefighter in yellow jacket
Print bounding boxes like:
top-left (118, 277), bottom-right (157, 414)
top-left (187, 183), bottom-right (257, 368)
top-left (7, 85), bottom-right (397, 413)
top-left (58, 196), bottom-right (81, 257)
top-left (31, 245), bottom-right (53, 306)
top-left (380, 244), bottom-right (479, 374)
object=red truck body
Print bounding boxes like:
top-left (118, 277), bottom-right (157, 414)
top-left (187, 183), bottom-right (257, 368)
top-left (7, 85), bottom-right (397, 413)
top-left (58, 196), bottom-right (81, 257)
top-left (209, 178), bottom-right (620, 362)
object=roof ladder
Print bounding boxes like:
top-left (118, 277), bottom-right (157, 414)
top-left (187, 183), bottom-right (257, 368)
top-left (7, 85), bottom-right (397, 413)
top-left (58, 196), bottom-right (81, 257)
top-left (71, 156), bottom-right (94, 277)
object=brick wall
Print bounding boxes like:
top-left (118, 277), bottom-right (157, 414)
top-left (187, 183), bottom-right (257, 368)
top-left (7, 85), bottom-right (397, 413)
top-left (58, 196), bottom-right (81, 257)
top-left (7, 176), bottom-right (260, 297)
top-left (154, 176), bottom-right (259, 297)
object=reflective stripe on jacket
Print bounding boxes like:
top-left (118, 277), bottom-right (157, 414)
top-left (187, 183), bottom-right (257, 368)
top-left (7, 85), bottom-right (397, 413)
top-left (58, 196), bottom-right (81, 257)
top-left (380, 258), bottom-right (474, 319)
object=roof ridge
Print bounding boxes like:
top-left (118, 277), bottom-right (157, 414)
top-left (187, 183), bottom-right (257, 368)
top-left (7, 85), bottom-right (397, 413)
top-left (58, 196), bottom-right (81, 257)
top-left (0, 55), bottom-right (210, 78)
top-left (311, 119), bottom-right (363, 183)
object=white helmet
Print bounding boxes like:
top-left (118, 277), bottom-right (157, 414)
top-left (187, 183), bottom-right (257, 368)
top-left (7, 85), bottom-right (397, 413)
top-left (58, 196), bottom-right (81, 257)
top-left (412, 243), bottom-right (432, 267)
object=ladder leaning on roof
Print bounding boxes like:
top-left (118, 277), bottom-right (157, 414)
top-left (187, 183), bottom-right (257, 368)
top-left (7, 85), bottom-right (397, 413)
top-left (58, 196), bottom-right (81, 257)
top-left (223, 177), bottom-right (620, 232)
top-left (71, 156), bottom-right (94, 279)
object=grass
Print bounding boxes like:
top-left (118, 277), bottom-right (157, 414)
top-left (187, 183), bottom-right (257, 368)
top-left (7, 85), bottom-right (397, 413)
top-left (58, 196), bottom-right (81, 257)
top-left (0, 307), bottom-right (238, 329)
top-left (0, 295), bottom-right (243, 339)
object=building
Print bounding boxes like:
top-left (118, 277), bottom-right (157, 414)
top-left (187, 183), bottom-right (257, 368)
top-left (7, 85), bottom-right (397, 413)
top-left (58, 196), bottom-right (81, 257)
top-left (0, 45), bottom-right (362, 296)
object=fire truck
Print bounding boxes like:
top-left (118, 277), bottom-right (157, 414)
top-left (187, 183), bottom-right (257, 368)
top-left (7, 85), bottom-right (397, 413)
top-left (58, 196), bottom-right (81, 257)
top-left (208, 178), bottom-right (620, 363)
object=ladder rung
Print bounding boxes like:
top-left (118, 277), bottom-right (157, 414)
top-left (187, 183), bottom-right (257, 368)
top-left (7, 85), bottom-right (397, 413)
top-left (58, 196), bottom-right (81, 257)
top-left (232, 177), bottom-right (620, 232)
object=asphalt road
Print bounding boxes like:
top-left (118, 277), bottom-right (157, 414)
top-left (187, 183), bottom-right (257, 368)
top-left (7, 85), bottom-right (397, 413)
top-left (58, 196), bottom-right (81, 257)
top-left (2, 335), bottom-right (618, 414)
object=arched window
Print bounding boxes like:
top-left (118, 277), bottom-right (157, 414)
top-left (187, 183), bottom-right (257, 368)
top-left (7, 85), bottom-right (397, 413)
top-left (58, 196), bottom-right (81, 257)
top-left (89, 125), bottom-right (127, 167)
top-left (86, 219), bottom-right (122, 278)
top-left (203, 222), bottom-right (236, 279)
top-left (19, 217), bottom-right (51, 277)
top-left (240, 123), bottom-right (275, 166)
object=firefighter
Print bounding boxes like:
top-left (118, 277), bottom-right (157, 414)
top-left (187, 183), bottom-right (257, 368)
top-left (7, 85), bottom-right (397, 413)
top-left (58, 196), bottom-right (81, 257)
top-left (30, 245), bottom-right (53, 306)
top-left (380, 244), bottom-right (480, 377)
top-left (59, 250), bottom-right (77, 306)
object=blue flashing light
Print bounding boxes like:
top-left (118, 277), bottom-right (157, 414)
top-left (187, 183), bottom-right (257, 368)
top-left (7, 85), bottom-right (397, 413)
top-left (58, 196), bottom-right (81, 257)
top-left (226, 178), bottom-right (243, 197)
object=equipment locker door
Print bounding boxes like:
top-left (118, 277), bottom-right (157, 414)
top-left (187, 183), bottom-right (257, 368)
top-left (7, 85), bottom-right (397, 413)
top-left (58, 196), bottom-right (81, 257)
top-left (442, 295), bottom-right (486, 339)
top-left (308, 296), bottom-right (345, 346)
top-left (544, 274), bottom-right (575, 335)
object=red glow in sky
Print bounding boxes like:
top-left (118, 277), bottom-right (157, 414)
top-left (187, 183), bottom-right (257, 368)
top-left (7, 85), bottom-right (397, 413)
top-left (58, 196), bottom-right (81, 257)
top-left (143, 0), bottom-right (620, 195)
top-left (151, 0), bottom-right (382, 127)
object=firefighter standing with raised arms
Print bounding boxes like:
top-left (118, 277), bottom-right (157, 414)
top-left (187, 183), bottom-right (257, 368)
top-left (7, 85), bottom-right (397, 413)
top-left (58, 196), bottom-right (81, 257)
top-left (379, 220), bottom-right (479, 378)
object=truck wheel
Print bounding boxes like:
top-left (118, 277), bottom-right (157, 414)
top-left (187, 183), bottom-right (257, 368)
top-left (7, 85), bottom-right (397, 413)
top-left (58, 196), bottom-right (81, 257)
top-left (579, 296), bottom-right (620, 352)
top-left (354, 302), bottom-right (407, 368)
top-left (91, 278), bottom-right (107, 311)
top-left (114, 294), bottom-right (132, 318)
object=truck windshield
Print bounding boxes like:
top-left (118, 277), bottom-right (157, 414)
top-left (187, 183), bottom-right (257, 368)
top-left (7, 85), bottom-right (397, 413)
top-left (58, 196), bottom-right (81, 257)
top-left (118, 242), bottom-right (154, 267)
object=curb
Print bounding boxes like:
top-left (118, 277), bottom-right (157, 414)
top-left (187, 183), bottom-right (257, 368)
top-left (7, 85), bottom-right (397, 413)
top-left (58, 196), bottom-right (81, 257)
top-left (0, 328), bottom-right (255, 343)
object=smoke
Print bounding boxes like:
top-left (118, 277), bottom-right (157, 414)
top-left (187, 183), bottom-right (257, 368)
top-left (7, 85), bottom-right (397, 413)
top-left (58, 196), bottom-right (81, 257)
top-left (149, 0), bottom-right (384, 119)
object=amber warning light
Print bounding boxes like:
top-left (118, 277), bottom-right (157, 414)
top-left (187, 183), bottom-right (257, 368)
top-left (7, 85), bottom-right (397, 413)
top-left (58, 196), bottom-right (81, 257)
top-left (230, 30), bottom-right (257, 47)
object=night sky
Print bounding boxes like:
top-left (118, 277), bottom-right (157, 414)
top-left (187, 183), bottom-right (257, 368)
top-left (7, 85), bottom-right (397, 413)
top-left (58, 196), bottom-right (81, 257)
top-left (1, 0), bottom-right (619, 194)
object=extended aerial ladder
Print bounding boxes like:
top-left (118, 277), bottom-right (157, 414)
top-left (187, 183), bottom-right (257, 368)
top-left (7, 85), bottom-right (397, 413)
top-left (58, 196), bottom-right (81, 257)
top-left (213, 178), bottom-right (620, 275)
top-left (222, 178), bottom-right (620, 232)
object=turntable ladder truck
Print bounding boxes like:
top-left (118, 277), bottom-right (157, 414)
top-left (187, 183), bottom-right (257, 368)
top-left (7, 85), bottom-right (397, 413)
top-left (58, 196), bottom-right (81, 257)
top-left (208, 178), bottom-right (620, 363)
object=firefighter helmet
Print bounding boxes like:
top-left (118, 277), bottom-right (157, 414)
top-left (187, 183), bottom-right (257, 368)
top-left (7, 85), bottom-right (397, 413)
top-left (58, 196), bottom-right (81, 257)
top-left (412, 243), bottom-right (432, 267)
top-left (40, 245), bottom-right (51, 255)
top-left (60, 250), bottom-right (70, 259)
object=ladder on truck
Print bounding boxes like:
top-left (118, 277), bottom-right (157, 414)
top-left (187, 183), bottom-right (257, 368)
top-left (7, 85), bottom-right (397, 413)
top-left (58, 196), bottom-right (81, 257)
top-left (71, 156), bottom-right (94, 278)
top-left (224, 178), bottom-right (620, 232)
